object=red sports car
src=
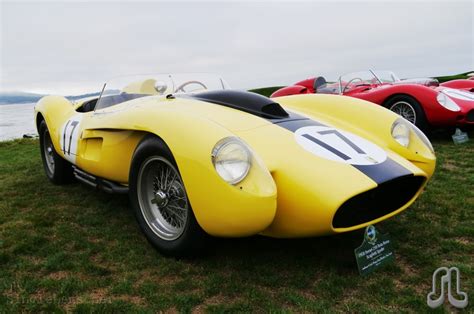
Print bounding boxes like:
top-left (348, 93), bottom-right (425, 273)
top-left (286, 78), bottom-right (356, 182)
top-left (271, 70), bottom-right (474, 130)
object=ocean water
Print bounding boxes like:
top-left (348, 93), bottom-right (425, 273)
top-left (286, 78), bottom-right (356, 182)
top-left (0, 103), bottom-right (37, 141)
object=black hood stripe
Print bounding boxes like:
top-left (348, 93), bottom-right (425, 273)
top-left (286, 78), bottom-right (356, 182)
top-left (273, 118), bottom-right (324, 131)
top-left (352, 158), bottom-right (412, 184)
top-left (275, 113), bottom-right (413, 185)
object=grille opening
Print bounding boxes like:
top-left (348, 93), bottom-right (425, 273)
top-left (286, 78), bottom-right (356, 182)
top-left (466, 110), bottom-right (474, 122)
top-left (332, 175), bottom-right (425, 229)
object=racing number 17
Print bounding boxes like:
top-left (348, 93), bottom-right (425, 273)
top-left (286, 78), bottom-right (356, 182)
top-left (63, 120), bottom-right (80, 155)
top-left (302, 129), bottom-right (366, 161)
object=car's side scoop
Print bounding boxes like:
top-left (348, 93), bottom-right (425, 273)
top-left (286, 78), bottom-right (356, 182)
top-left (189, 90), bottom-right (289, 119)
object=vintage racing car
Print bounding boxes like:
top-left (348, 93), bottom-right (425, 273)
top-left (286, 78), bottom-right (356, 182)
top-left (271, 70), bottom-right (474, 130)
top-left (35, 73), bottom-right (436, 256)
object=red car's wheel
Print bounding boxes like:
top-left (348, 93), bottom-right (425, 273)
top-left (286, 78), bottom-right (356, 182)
top-left (385, 95), bottom-right (428, 130)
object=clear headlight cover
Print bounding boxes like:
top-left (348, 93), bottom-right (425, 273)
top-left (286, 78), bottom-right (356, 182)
top-left (436, 92), bottom-right (461, 112)
top-left (211, 137), bottom-right (251, 185)
top-left (391, 119), bottom-right (410, 147)
top-left (411, 123), bottom-right (434, 153)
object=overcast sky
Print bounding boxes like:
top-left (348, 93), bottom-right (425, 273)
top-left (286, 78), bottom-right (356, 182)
top-left (1, 0), bottom-right (473, 94)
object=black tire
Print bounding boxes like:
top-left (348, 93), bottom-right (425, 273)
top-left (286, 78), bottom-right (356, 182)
top-left (385, 95), bottom-right (429, 131)
top-left (39, 120), bottom-right (74, 184)
top-left (129, 135), bottom-right (207, 257)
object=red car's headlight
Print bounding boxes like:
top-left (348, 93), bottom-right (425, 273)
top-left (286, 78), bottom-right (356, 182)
top-left (437, 92), bottom-right (461, 112)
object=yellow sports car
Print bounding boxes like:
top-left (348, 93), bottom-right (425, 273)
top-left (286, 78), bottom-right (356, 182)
top-left (35, 73), bottom-right (436, 256)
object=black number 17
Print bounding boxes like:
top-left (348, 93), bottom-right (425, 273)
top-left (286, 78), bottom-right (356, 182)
top-left (302, 129), bottom-right (365, 160)
top-left (63, 120), bottom-right (79, 155)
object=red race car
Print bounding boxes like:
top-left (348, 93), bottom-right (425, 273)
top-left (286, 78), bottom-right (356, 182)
top-left (271, 70), bottom-right (474, 130)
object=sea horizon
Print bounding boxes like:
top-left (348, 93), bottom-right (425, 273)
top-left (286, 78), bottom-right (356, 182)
top-left (0, 103), bottom-right (38, 141)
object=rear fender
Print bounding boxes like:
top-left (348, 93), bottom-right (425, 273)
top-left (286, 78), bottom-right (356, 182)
top-left (34, 96), bottom-right (76, 153)
top-left (440, 79), bottom-right (474, 90)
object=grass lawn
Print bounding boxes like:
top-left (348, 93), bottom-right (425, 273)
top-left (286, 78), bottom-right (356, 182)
top-left (248, 86), bottom-right (285, 97)
top-left (0, 134), bottom-right (473, 312)
top-left (435, 71), bottom-right (474, 83)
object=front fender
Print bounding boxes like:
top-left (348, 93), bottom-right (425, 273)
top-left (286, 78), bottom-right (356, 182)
top-left (144, 111), bottom-right (278, 237)
top-left (82, 100), bottom-right (278, 237)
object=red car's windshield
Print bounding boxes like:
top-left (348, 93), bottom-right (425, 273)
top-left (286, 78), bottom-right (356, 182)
top-left (338, 70), bottom-right (399, 94)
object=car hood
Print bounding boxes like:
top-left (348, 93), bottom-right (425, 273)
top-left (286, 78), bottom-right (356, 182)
top-left (232, 110), bottom-right (428, 236)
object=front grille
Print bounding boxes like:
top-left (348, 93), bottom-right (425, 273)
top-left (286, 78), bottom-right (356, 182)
top-left (332, 175), bottom-right (425, 229)
top-left (466, 110), bottom-right (474, 122)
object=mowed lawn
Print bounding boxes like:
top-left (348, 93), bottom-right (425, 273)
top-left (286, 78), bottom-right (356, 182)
top-left (0, 134), bottom-right (473, 312)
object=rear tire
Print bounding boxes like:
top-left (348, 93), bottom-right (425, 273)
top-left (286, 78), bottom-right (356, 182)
top-left (129, 136), bottom-right (207, 257)
top-left (39, 120), bottom-right (74, 184)
top-left (385, 95), bottom-right (429, 131)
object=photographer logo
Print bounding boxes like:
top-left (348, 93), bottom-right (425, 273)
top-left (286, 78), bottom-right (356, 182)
top-left (427, 267), bottom-right (468, 309)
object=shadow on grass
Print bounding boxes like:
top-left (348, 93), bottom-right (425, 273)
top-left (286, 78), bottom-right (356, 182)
top-left (203, 231), bottom-right (364, 276)
top-left (85, 182), bottom-right (365, 275)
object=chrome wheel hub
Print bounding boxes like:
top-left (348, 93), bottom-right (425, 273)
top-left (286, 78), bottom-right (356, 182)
top-left (152, 190), bottom-right (169, 208)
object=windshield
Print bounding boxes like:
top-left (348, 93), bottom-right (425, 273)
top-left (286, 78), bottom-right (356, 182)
top-left (338, 70), bottom-right (399, 93)
top-left (373, 70), bottom-right (400, 83)
top-left (95, 73), bottom-right (230, 110)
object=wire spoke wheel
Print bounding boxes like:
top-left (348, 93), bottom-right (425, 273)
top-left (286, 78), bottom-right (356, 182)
top-left (42, 129), bottom-right (55, 175)
top-left (39, 120), bottom-right (73, 184)
top-left (137, 156), bottom-right (188, 241)
top-left (390, 101), bottom-right (417, 124)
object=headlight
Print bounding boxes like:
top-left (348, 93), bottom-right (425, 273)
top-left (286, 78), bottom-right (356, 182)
top-left (437, 92), bottom-right (460, 111)
top-left (411, 123), bottom-right (434, 153)
top-left (211, 137), bottom-right (251, 184)
top-left (391, 118), bottom-right (434, 153)
top-left (391, 119), bottom-right (410, 147)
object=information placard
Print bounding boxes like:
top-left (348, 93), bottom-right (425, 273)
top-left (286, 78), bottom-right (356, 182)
top-left (355, 225), bottom-right (394, 276)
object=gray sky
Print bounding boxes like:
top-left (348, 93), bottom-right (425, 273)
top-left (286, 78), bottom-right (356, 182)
top-left (1, 0), bottom-right (473, 94)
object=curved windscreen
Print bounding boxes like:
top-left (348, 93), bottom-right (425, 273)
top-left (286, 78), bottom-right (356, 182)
top-left (338, 70), bottom-right (400, 93)
top-left (95, 73), bottom-right (230, 110)
top-left (372, 70), bottom-right (400, 83)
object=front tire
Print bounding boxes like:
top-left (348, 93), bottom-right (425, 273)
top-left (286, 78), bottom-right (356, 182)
top-left (385, 95), bottom-right (428, 131)
top-left (39, 120), bottom-right (74, 184)
top-left (129, 136), bottom-right (207, 257)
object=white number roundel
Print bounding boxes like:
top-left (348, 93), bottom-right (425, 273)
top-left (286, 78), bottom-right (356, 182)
top-left (295, 126), bottom-right (387, 165)
top-left (59, 115), bottom-right (83, 163)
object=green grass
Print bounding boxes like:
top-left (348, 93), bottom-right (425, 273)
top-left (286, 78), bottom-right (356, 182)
top-left (435, 71), bottom-right (474, 83)
top-left (1, 135), bottom-right (473, 312)
top-left (249, 86), bottom-right (285, 97)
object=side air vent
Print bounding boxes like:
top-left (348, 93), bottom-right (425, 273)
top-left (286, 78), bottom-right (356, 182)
top-left (190, 90), bottom-right (289, 119)
top-left (332, 175), bottom-right (425, 229)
